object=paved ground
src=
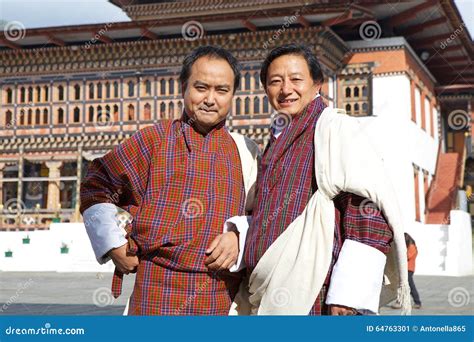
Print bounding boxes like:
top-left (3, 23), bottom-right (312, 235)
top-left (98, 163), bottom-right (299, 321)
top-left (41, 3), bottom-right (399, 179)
top-left (0, 272), bottom-right (472, 315)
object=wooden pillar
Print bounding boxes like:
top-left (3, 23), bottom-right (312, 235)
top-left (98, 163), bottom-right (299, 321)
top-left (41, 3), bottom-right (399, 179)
top-left (414, 166), bottom-right (420, 222)
top-left (45, 161), bottom-right (62, 211)
top-left (0, 162), bottom-right (5, 206)
top-left (410, 79), bottom-right (416, 123)
top-left (420, 89), bottom-right (426, 131)
top-left (17, 148), bottom-right (24, 225)
top-left (74, 146), bottom-right (82, 222)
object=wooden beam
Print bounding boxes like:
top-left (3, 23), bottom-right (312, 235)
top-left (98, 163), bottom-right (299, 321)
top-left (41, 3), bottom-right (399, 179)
top-left (98, 35), bottom-right (113, 43)
top-left (140, 27), bottom-right (158, 40)
top-left (241, 19), bottom-right (257, 32)
top-left (399, 17), bottom-right (447, 36)
top-left (297, 15), bottom-right (310, 28)
top-left (427, 56), bottom-right (469, 64)
top-left (0, 37), bottom-right (21, 49)
top-left (47, 34), bottom-right (65, 47)
top-left (388, 0), bottom-right (437, 27)
top-left (436, 84), bottom-right (474, 92)
top-left (336, 18), bottom-right (373, 31)
top-left (417, 44), bottom-right (464, 55)
top-left (322, 10), bottom-right (353, 27)
top-left (438, 44), bottom-right (464, 54)
top-left (429, 64), bottom-right (470, 70)
top-left (411, 33), bottom-right (455, 48)
top-left (437, 77), bottom-right (474, 85)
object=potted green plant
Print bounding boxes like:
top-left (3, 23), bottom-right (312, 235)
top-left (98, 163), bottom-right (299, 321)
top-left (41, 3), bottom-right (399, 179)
top-left (52, 204), bottom-right (61, 223)
top-left (52, 213), bottom-right (60, 223)
top-left (4, 250), bottom-right (12, 258)
top-left (60, 242), bottom-right (69, 254)
top-left (22, 235), bottom-right (30, 244)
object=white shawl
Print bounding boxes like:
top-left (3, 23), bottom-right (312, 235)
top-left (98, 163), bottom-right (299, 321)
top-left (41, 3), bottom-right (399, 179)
top-left (233, 107), bottom-right (411, 315)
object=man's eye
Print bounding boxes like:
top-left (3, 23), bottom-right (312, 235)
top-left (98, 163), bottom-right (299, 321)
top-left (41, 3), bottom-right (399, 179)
top-left (292, 78), bottom-right (302, 81)
top-left (270, 80), bottom-right (280, 84)
top-left (196, 86), bottom-right (206, 91)
top-left (217, 89), bottom-right (229, 94)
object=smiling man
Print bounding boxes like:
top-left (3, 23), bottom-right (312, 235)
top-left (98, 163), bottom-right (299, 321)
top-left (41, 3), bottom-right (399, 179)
top-left (80, 46), bottom-right (259, 315)
top-left (226, 44), bottom-right (402, 316)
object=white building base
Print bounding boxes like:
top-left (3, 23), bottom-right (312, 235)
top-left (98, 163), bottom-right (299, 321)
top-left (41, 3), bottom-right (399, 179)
top-left (0, 223), bottom-right (115, 273)
top-left (1, 213), bottom-right (472, 277)
top-left (406, 210), bottom-right (473, 276)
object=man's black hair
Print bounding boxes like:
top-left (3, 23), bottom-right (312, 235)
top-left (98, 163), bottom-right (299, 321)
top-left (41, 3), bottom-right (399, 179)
top-left (260, 44), bottom-right (324, 87)
top-left (179, 45), bottom-right (240, 93)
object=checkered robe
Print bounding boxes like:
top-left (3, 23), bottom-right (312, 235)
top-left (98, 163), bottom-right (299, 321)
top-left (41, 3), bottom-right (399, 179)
top-left (80, 116), bottom-right (246, 315)
top-left (243, 97), bottom-right (393, 315)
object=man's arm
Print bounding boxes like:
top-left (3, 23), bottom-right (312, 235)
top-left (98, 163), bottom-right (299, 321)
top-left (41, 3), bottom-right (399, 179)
top-left (326, 192), bottom-right (393, 315)
top-left (80, 125), bottom-right (161, 268)
top-left (205, 216), bottom-right (251, 271)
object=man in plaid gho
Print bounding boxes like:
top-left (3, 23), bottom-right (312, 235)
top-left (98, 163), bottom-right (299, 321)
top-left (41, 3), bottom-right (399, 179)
top-left (80, 46), bottom-right (258, 315)
top-left (227, 44), bottom-right (395, 315)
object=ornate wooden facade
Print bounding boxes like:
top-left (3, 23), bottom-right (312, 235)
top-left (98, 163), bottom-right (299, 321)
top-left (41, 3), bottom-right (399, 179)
top-left (0, 0), bottom-right (472, 229)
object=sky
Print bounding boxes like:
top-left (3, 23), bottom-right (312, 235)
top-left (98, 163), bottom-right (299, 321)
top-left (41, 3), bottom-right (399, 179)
top-left (0, 0), bottom-right (472, 37)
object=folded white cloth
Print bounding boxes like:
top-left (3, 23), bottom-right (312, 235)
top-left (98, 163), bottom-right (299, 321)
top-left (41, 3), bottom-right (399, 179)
top-left (231, 107), bottom-right (411, 315)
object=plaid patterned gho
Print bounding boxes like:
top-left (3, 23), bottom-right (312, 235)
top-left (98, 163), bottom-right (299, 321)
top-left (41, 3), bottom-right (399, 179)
top-left (244, 97), bottom-right (393, 315)
top-left (81, 115), bottom-right (246, 315)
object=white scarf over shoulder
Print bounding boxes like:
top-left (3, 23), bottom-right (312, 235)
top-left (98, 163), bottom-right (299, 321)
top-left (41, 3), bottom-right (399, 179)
top-left (233, 107), bottom-right (411, 315)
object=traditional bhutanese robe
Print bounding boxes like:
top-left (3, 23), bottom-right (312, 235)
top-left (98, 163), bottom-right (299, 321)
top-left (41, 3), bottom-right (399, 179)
top-left (80, 116), bottom-right (246, 315)
top-left (243, 97), bottom-right (393, 315)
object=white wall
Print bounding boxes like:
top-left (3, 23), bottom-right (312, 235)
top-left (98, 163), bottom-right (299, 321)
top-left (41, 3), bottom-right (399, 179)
top-left (0, 223), bottom-right (115, 273)
top-left (372, 74), bottom-right (438, 224)
top-left (415, 86), bottom-right (421, 128)
top-left (406, 210), bottom-right (472, 276)
top-left (372, 75), bottom-right (411, 121)
top-left (328, 75), bottom-right (334, 108)
top-left (424, 96), bottom-right (431, 138)
top-left (418, 168), bottom-right (425, 223)
top-left (371, 74), bottom-right (471, 276)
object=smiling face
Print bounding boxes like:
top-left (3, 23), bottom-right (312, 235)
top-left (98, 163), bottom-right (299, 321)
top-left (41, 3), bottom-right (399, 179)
top-left (264, 54), bottom-right (321, 116)
top-left (183, 56), bottom-right (235, 134)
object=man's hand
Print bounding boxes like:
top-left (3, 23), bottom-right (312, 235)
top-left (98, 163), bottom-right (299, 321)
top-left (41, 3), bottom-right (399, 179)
top-left (204, 231), bottom-right (239, 271)
top-left (108, 243), bottom-right (139, 274)
top-left (329, 304), bottom-right (358, 315)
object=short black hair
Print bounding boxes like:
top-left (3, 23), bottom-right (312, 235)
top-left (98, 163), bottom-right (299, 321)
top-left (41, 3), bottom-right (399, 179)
top-left (260, 44), bottom-right (324, 87)
top-left (179, 45), bottom-right (240, 93)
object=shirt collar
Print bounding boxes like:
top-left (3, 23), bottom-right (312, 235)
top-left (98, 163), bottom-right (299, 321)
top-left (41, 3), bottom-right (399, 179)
top-left (180, 111), bottom-right (227, 152)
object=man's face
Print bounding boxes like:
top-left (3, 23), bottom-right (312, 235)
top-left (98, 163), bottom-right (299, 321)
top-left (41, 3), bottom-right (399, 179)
top-left (183, 56), bottom-right (234, 132)
top-left (264, 54), bottom-right (321, 116)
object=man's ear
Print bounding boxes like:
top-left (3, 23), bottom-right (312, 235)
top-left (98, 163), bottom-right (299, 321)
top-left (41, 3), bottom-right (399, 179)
top-left (315, 81), bottom-right (322, 92)
top-left (263, 84), bottom-right (269, 95)
top-left (313, 81), bottom-right (322, 96)
top-left (181, 83), bottom-right (187, 95)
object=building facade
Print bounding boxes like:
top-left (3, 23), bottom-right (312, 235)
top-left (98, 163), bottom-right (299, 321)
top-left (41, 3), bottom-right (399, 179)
top-left (0, 0), bottom-right (472, 274)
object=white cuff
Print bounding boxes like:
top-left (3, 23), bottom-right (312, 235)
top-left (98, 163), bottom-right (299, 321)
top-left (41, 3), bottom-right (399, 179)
top-left (326, 239), bottom-right (387, 314)
top-left (223, 215), bottom-right (251, 272)
top-left (82, 203), bottom-right (128, 264)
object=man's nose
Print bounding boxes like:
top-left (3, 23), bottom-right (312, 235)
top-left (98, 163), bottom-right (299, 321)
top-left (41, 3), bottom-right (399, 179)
top-left (204, 91), bottom-right (216, 105)
top-left (280, 81), bottom-right (292, 96)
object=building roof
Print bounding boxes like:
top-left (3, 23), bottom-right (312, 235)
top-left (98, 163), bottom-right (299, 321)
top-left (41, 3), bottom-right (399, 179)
top-left (0, 0), bottom-right (472, 88)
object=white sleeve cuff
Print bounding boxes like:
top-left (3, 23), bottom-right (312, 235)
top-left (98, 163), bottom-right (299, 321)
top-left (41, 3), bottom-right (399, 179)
top-left (326, 239), bottom-right (387, 314)
top-left (82, 203), bottom-right (128, 264)
top-left (223, 215), bottom-right (251, 272)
